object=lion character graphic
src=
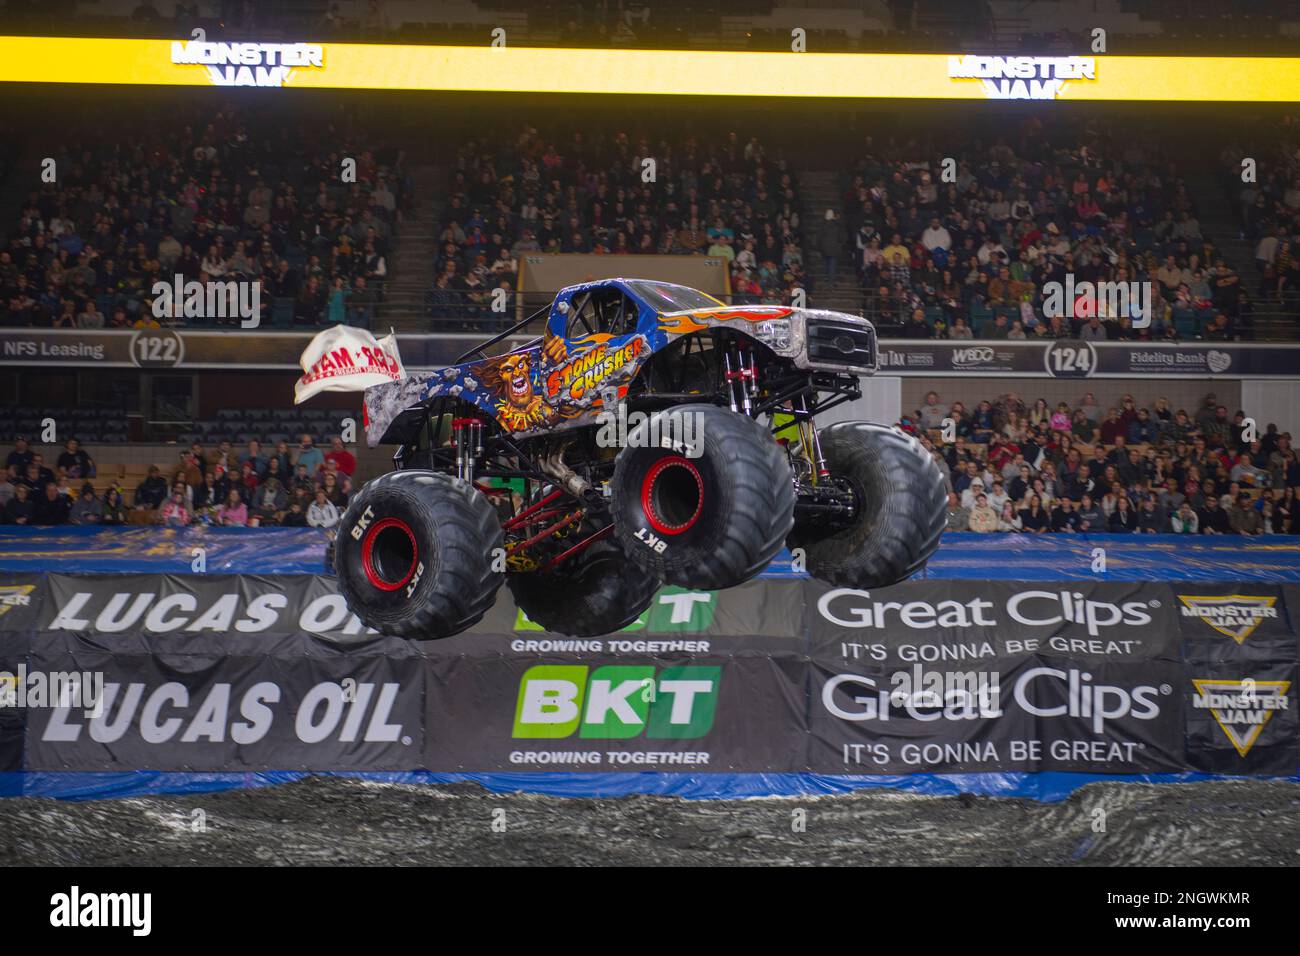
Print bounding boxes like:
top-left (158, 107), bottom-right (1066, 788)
top-left (473, 352), bottom-right (557, 432)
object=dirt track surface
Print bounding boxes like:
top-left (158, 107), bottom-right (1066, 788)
top-left (3, 776), bottom-right (1299, 866)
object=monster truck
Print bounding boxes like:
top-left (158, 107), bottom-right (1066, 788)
top-left (335, 278), bottom-right (946, 640)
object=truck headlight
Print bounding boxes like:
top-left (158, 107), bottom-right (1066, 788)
top-left (755, 319), bottom-right (792, 350)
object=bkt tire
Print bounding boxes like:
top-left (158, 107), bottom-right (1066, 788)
top-left (610, 404), bottom-right (794, 590)
top-left (508, 539), bottom-right (661, 636)
top-left (335, 470), bottom-right (503, 640)
top-left (789, 423), bottom-right (946, 589)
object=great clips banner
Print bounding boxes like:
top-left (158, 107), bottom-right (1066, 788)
top-left (0, 575), bottom-right (1295, 779)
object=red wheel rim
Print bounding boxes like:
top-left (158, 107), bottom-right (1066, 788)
top-left (641, 455), bottom-right (704, 535)
top-left (360, 517), bottom-right (419, 591)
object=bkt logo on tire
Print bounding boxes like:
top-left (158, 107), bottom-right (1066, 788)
top-left (513, 665), bottom-right (719, 739)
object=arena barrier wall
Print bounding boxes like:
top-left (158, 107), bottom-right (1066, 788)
top-left (1, 573), bottom-right (1295, 800)
top-left (3, 528), bottom-right (1300, 580)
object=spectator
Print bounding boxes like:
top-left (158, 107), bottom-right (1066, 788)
top-left (324, 436), bottom-right (357, 477)
top-left (1230, 493), bottom-right (1263, 535)
top-left (944, 492), bottom-right (969, 533)
top-left (33, 482), bottom-right (72, 525)
top-left (216, 489), bottom-right (249, 527)
top-left (69, 482), bottom-right (103, 524)
top-left (308, 489), bottom-right (341, 529)
top-left (1170, 502), bottom-right (1199, 534)
top-left (134, 465), bottom-right (167, 511)
top-left (968, 493), bottom-right (998, 532)
top-left (295, 434), bottom-right (325, 476)
top-left (1108, 496), bottom-right (1139, 533)
top-left (159, 487), bottom-right (191, 526)
top-left (3, 483), bottom-right (33, 524)
top-left (102, 486), bottom-right (127, 525)
top-left (56, 438), bottom-right (95, 479)
top-left (1020, 495), bottom-right (1049, 533)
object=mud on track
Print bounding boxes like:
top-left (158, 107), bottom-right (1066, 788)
top-left (2, 776), bottom-right (1299, 866)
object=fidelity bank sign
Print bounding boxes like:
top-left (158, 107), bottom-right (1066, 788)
top-left (948, 55), bottom-right (1096, 99)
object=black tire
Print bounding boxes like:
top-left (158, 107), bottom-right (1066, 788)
top-left (610, 403), bottom-right (795, 589)
top-left (508, 539), bottom-right (662, 636)
top-left (789, 422), bottom-right (946, 589)
top-left (336, 470), bottom-right (503, 640)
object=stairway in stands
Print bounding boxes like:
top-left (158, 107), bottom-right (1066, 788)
top-left (799, 169), bottom-right (865, 314)
top-left (1188, 167), bottom-right (1298, 341)
top-left (377, 163), bottom-right (447, 334)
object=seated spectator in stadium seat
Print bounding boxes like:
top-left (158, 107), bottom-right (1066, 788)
top-left (324, 436), bottom-right (356, 477)
top-left (239, 440), bottom-right (267, 479)
top-left (967, 494), bottom-right (997, 533)
top-left (1197, 496), bottom-right (1232, 535)
top-left (295, 434), bottom-right (324, 476)
top-left (33, 483), bottom-right (72, 526)
top-left (1229, 493), bottom-right (1263, 536)
top-left (996, 502), bottom-right (1022, 533)
top-left (253, 477), bottom-right (288, 527)
top-left (1019, 495), bottom-right (1049, 533)
top-left (308, 489), bottom-right (341, 530)
top-left (55, 439), bottom-right (95, 481)
top-left (281, 501), bottom-right (308, 527)
top-left (216, 490), bottom-right (249, 527)
top-left (1108, 497), bottom-right (1139, 533)
top-left (1137, 497), bottom-right (1166, 534)
top-left (102, 486), bottom-right (127, 525)
top-left (134, 465), bottom-right (167, 511)
top-left (3, 483), bottom-right (33, 524)
top-left (1075, 494), bottom-right (1106, 533)
top-left (159, 488), bottom-right (191, 527)
top-left (5, 438), bottom-right (33, 475)
top-left (944, 492), bottom-right (969, 533)
top-left (1050, 498), bottom-right (1080, 533)
top-left (69, 482), bottom-right (103, 524)
top-left (1170, 502), bottom-right (1199, 534)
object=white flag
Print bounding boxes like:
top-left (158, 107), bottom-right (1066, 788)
top-left (294, 326), bottom-right (405, 405)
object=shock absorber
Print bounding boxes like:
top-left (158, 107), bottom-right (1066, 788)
top-left (724, 346), bottom-right (754, 415)
top-left (800, 394), bottom-right (828, 478)
top-left (452, 417), bottom-right (482, 483)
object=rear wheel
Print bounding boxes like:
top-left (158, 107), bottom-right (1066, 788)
top-left (508, 539), bottom-right (661, 636)
top-left (788, 423), bottom-right (946, 588)
top-left (336, 470), bottom-right (503, 640)
top-left (610, 404), bottom-right (794, 590)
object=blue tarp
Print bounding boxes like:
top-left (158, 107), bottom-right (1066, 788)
top-left (0, 525), bottom-right (328, 574)
top-left (2, 528), bottom-right (1299, 581)
top-left (765, 533), bottom-right (1300, 582)
top-left (5, 770), bottom-right (1298, 803)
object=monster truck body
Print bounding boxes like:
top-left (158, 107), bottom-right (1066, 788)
top-left (337, 278), bottom-right (946, 640)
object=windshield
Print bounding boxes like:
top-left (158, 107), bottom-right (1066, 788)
top-left (623, 280), bottom-right (722, 313)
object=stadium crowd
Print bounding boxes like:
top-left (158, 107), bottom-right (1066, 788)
top-left (0, 434), bottom-right (355, 530)
top-left (0, 104), bottom-right (407, 331)
top-left (912, 389), bottom-right (1300, 535)
top-left (430, 126), bottom-right (810, 326)
top-left (834, 118), bottom-right (1263, 341)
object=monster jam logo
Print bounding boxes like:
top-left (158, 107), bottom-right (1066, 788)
top-left (0, 584), bottom-right (34, 618)
top-left (1178, 595), bottom-right (1278, 643)
top-left (1191, 679), bottom-right (1291, 757)
top-left (545, 336), bottom-right (646, 402)
top-left (171, 41), bottom-right (324, 87)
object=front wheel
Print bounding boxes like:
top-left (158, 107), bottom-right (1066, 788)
top-left (788, 423), bottom-right (947, 589)
top-left (335, 471), bottom-right (503, 640)
top-left (610, 404), bottom-right (795, 590)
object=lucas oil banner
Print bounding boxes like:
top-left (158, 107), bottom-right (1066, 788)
top-left (0, 575), bottom-right (1295, 779)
